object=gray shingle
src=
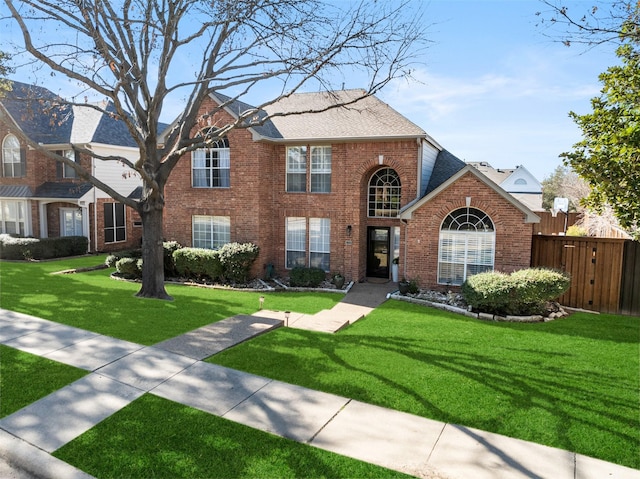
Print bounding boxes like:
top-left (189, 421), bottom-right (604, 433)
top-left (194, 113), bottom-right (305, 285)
top-left (424, 150), bottom-right (466, 196)
top-left (33, 182), bottom-right (93, 199)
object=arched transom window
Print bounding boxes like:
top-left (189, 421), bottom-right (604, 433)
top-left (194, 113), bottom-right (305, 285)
top-left (368, 168), bottom-right (401, 217)
top-left (438, 207), bottom-right (495, 285)
top-left (2, 134), bottom-right (22, 177)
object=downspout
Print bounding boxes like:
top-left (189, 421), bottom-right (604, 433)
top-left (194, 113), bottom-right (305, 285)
top-left (400, 217), bottom-right (409, 279)
top-left (93, 156), bottom-right (98, 253)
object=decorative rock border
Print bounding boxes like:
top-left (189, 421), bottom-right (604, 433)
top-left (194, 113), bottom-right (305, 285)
top-left (389, 292), bottom-right (567, 323)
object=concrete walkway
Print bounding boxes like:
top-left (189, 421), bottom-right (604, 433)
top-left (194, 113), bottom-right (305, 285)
top-left (0, 297), bottom-right (638, 479)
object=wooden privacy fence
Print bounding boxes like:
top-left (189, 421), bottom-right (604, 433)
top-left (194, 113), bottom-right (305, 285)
top-left (531, 235), bottom-right (639, 315)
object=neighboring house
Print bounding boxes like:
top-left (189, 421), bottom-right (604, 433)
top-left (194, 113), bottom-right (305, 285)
top-left (0, 81), bottom-right (142, 252)
top-left (467, 161), bottom-right (543, 212)
top-left (163, 90), bottom-right (540, 288)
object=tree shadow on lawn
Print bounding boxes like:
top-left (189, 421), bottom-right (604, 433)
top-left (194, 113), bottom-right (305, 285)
top-left (211, 322), bottom-right (639, 468)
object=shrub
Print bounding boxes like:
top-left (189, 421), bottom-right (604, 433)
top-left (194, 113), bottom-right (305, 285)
top-left (218, 242), bottom-right (259, 283)
top-left (104, 249), bottom-right (142, 268)
top-left (0, 234), bottom-right (88, 260)
top-left (289, 267), bottom-right (326, 287)
top-left (462, 268), bottom-right (571, 316)
top-left (173, 247), bottom-right (222, 281)
top-left (163, 241), bottom-right (182, 277)
top-left (566, 225), bottom-right (588, 236)
top-left (461, 271), bottom-right (513, 315)
top-left (115, 257), bottom-right (142, 279)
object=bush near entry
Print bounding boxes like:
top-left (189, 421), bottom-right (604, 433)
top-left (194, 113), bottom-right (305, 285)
top-left (462, 268), bottom-right (571, 316)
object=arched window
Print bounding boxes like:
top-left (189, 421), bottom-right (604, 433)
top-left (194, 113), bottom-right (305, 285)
top-left (2, 134), bottom-right (23, 177)
top-left (438, 207), bottom-right (495, 285)
top-left (514, 178), bottom-right (527, 185)
top-left (368, 168), bottom-right (401, 217)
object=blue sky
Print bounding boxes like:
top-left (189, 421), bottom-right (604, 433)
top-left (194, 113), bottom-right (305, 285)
top-left (376, 0), bottom-right (619, 182)
top-left (1, 0), bottom-right (618, 182)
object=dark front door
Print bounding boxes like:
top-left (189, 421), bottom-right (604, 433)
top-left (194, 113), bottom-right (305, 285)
top-left (367, 227), bottom-right (390, 278)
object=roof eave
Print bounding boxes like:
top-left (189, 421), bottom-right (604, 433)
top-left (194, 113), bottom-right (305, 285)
top-left (254, 133), bottom-right (427, 143)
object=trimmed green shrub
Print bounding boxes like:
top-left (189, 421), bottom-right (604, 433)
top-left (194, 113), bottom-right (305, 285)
top-left (104, 249), bottom-right (142, 268)
top-left (289, 267), bottom-right (326, 287)
top-left (173, 247), bottom-right (223, 281)
top-left (462, 268), bottom-right (571, 316)
top-left (218, 242), bottom-right (259, 283)
top-left (509, 268), bottom-right (571, 315)
top-left (115, 257), bottom-right (142, 279)
top-left (0, 234), bottom-right (88, 260)
top-left (461, 271), bottom-right (513, 315)
top-left (163, 241), bottom-right (182, 277)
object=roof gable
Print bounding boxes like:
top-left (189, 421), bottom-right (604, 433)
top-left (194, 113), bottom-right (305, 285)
top-left (400, 165), bottom-right (540, 223)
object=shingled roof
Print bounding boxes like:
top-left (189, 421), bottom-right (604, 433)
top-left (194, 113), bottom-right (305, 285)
top-left (263, 90), bottom-right (426, 141)
top-left (1, 80), bottom-right (146, 148)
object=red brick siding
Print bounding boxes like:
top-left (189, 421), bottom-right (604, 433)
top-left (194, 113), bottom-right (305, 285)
top-left (403, 172), bottom-right (533, 290)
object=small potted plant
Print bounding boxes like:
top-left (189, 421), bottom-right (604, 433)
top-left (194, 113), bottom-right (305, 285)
top-left (332, 272), bottom-right (345, 289)
top-left (398, 277), bottom-right (410, 295)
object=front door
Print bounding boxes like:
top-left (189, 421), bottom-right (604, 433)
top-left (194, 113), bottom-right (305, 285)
top-left (367, 227), bottom-right (390, 278)
top-left (60, 208), bottom-right (83, 236)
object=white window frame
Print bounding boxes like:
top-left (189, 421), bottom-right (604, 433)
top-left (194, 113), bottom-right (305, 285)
top-left (192, 138), bottom-right (230, 188)
top-left (309, 218), bottom-right (330, 271)
top-left (61, 149), bottom-right (77, 179)
top-left (0, 200), bottom-right (27, 236)
top-left (2, 134), bottom-right (22, 178)
top-left (310, 146), bottom-right (331, 193)
top-left (286, 146), bottom-right (307, 193)
top-left (60, 207), bottom-right (83, 236)
top-left (368, 168), bottom-right (402, 218)
top-left (192, 215), bottom-right (230, 249)
top-left (437, 207), bottom-right (495, 285)
top-left (286, 217), bottom-right (330, 271)
top-left (104, 203), bottom-right (126, 244)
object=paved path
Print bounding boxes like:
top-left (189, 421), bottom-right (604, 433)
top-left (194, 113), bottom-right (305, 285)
top-left (0, 301), bottom-right (638, 479)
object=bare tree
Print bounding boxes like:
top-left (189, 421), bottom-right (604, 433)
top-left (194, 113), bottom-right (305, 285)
top-left (1, 0), bottom-right (428, 299)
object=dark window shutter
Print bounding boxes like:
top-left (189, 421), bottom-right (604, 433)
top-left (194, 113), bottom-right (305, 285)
top-left (20, 148), bottom-right (26, 177)
top-left (55, 150), bottom-right (63, 179)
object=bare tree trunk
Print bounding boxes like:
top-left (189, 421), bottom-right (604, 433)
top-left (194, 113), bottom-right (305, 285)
top-left (136, 194), bottom-right (172, 300)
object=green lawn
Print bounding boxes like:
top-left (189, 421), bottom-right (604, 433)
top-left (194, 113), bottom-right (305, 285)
top-left (0, 256), bottom-right (341, 344)
top-left (209, 301), bottom-right (640, 469)
top-left (1, 257), bottom-right (638, 472)
top-left (53, 394), bottom-right (412, 479)
top-left (0, 345), bottom-right (87, 417)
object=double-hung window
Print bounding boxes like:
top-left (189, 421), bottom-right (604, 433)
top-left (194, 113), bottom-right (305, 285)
top-left (2, 134), bottom-right (23, 178)
top-left (59, 149), bottom-right (77, 179)
top-left (286, 146), bottom-right (331, 193)
top-left (104, 203), bottom-right (126, 243)
top-left (310, 146), bottom-right (331, 193)
top-left (192, 138), bottom-right (230, 188)
top-left (192, 215), bottom-right (230, 249)
top-left (286, 217), bottom-right (330, 271)
top-left (0, 200), bottom-right (27, 235)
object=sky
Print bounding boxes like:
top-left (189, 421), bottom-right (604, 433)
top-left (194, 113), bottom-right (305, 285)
top-left (376, 0), bottom-right (619, 182)
top-left (0, 0), bottom-right (620, 182)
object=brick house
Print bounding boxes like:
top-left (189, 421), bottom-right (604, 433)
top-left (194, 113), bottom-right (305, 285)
top-left (0, 81), bottom-right (142, 252)
top-left (163, 90), bottom-right (540, 288)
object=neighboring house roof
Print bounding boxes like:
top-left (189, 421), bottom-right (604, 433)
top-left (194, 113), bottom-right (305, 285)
top-left (1, 80), bottom-right (151, 149)
top-left (33, 182), bottom-right (93, 199)
top-left (400, 165), bottom-right (540, 224)
top-left (0, 185), bottom-right (33, 198)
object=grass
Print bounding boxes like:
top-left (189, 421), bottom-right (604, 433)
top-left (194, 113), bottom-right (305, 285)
top-left (209, 301), bottom-right (640, 469)
top-left (53, 394), bottom-right (412, 479)
top-left (0, 345), bottom-right (87, 417)
top-left (1, 257), bottom-right (638, 472)
top-left (0, 256), bottom-right (341, 344)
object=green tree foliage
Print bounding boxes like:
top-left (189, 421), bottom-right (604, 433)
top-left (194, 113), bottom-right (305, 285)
top-left (0, 51), bottom-right (13, 93)
top-left (561, 38), bottom-right (640, 238)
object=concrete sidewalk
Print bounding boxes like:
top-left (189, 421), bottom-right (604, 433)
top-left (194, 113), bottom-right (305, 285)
top-left (0, 308), bottom-right (638, 479)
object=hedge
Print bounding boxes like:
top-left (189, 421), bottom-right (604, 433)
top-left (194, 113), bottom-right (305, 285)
top-left (115, 257), bottom-right (142, 279)
top-left (289, 266), bottom-right (326, 287)
top-left (218, 242), bottom-right (259, 283)
top-left (0, 234), bottom-right (88, 260)
top-left (462, 268), bottom-right (571, 316)
top-left (173, 247), bottom-right (223, 281)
